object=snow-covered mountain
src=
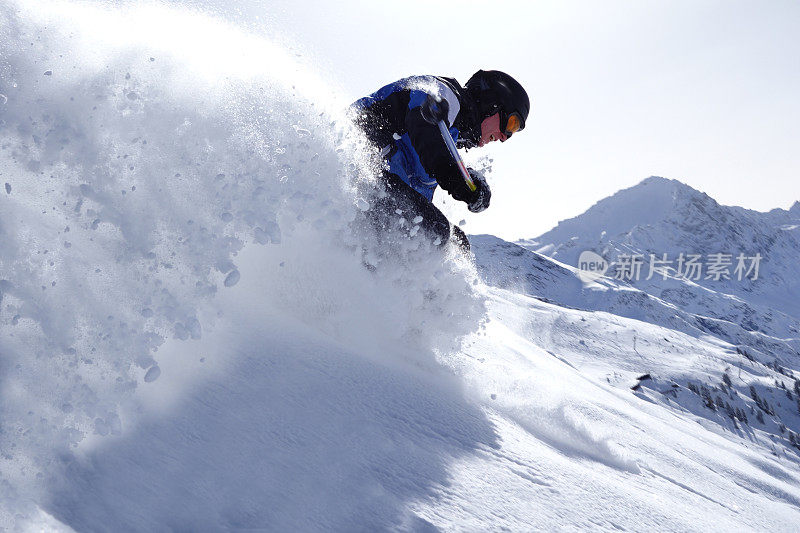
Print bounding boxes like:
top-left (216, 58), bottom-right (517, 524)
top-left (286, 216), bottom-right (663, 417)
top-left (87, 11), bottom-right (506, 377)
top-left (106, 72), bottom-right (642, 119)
top-left (472, 176), bottom-right (800, 488)
top-left (2, 2), bottom-right (800, 531)
top-left (525, 176), bottom-right (800, 334)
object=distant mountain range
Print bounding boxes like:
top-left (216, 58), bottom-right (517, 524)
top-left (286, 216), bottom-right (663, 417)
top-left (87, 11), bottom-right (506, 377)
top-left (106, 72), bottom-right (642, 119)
top-left (472, 176), bottom-right (800, 454)
top-left (476, 176), bottom-right (800, 351)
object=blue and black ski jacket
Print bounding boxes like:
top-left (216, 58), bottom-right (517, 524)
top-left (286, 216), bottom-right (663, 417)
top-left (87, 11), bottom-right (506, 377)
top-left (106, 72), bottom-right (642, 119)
top-left (352, 75), bottom-right (481, 203)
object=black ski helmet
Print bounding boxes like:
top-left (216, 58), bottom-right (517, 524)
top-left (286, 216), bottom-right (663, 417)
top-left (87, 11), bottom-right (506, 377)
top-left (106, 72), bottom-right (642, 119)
top-left (465, 70), bottom-right (530, 134)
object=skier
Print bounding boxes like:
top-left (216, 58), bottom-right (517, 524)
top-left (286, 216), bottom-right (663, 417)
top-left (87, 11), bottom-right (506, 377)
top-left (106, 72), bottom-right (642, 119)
top-left (352, 70), bottom-right (529, 250)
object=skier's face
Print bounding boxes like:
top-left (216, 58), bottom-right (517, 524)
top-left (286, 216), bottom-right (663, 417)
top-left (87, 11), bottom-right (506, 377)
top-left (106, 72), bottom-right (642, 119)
top-left (479, 113), bottom-right (507, 146)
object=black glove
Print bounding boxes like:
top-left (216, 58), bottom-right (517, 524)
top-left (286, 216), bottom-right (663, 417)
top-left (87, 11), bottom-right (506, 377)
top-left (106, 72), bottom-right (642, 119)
top-left (466, 168), bottom-right (491, 213)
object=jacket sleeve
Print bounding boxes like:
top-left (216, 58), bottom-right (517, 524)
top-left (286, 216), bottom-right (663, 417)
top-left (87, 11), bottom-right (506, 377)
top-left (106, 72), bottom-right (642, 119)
top-left (405, 106), bottom-right (476, 203)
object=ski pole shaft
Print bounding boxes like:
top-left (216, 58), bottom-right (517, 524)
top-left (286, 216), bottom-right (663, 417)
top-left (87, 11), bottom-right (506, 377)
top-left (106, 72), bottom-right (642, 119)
top-left (436, 120), bottom-right (476, 192)
top-left (421, 96), bottom-right (477, 192)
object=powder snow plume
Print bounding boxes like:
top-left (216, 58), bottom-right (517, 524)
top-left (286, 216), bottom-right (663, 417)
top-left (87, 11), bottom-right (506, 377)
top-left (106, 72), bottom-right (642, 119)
top-left (0, 1), bottom-right (485, 525)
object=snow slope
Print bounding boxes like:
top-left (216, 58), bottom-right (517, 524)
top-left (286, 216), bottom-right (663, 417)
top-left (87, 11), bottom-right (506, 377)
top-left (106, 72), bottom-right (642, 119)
top-left (2, 2), bottom-right (800, 531)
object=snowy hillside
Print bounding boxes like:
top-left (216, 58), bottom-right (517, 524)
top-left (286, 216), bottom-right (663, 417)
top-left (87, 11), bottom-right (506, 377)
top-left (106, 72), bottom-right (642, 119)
top-left (473, 176), bottom-right (800, 498)
top-left (2, 1), bottom-right (800, 531)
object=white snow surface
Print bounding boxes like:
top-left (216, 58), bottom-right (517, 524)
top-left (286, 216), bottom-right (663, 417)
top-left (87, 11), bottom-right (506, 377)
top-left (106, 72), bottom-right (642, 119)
top-left (2, 2), bottom-right (800, 531)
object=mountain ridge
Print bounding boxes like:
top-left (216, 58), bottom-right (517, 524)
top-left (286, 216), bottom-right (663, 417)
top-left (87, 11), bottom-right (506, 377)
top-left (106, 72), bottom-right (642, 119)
top-left (531, 177), bottom-right (799, 249)
top-left (523, 176), bottom-right (800, 323)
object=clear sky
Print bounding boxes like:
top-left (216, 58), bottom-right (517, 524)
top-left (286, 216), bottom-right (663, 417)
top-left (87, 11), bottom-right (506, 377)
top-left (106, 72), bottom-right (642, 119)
top-left (170, 0), bottom-right (800, 240)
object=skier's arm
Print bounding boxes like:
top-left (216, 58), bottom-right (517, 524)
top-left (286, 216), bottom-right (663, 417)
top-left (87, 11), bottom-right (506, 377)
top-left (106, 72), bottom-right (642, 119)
top-left (405, 106), bottom-right (476, 203)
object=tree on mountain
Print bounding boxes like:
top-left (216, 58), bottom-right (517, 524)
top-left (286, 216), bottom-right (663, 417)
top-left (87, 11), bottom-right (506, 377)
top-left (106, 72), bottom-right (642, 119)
top-left (737, 347), bottom-right (754, 362)
top-left (750, 385), bottom-right (759, 403)
top-left (716, 395), bottom-right (725, 410)
top-left (756, 409), bottom-right (765, 424)
top-left (722, 372), bottom-right (732, 388)
top-left (724, 402), bottom-right (737, 424)
top-left (701, 386), bottom-right (716, 411)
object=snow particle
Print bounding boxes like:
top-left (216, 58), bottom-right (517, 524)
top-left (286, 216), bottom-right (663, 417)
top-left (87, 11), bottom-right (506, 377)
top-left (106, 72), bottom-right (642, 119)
top-left (44, 70), bottom-right (52, 76)
top-left (356, 198), bottom-right (370, 212)
top-left (0, 94), bottom-right (7, 105)
top-left (187, 318), bottom-right (202, 339)
top-left (264, 222), bottom-right (281, 244)
top-left (412, 215), bottom-right (424, 224)
top-left (94, 418), bottom-right (109, 436)
top-left (4, 183), bottom-right (10, 194)
top-left (174, 323), bottom-right (189, 340)
top-left (224, 270), bottom-right (241, 287)
top-left (144, 365), bottom-right (161, 383)
top-left (254, 227), bottom-right (271, 244)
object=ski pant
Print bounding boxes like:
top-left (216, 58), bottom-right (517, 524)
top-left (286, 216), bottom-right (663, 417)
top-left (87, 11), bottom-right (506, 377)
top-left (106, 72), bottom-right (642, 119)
top-left (372, 172), bottom-right (470, 251)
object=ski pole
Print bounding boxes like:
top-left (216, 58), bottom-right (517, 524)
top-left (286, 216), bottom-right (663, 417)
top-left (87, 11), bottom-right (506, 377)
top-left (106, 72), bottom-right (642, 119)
top-left (420, 95), bottom-right (477, 192)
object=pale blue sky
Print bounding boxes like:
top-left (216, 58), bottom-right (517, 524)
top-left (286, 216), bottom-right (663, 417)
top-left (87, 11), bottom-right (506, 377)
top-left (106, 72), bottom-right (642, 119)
top-left (171, 0), bottom-right (800, 239)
